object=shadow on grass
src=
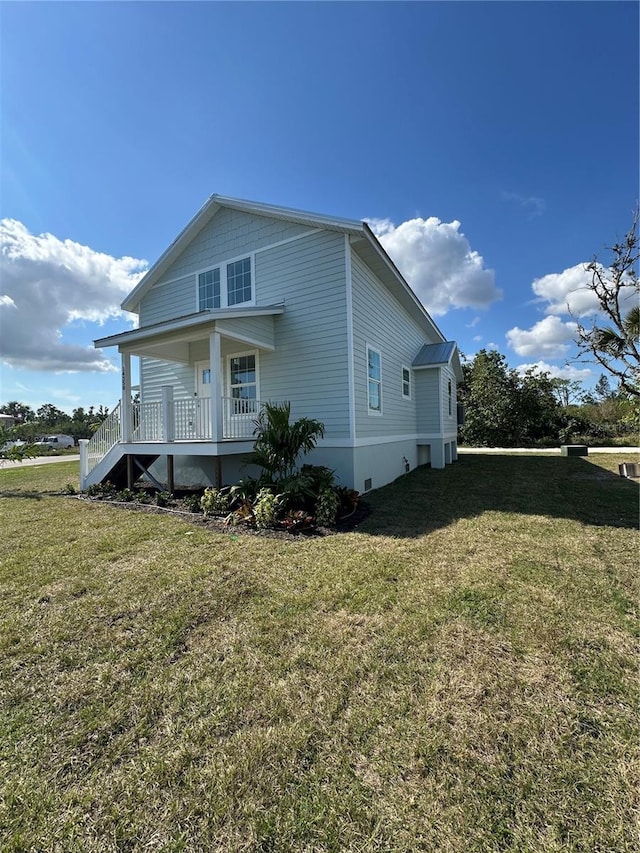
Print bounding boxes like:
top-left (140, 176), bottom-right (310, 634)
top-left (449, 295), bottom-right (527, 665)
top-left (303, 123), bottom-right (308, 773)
top-left (0, 490), bottom-right (44, 500)
top-left (358, 454), bottom-right (639, 538)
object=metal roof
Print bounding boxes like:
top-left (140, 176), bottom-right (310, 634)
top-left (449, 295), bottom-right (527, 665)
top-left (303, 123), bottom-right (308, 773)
top-left (412, 341), bottom-right (458, 368)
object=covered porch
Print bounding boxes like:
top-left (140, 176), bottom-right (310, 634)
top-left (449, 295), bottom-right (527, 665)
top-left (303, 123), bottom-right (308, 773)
top-left (82, 306), bottom-right (284, 489)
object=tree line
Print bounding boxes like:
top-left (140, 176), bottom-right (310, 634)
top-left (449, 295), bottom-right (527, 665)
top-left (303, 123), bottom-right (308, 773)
top-left (0, 401), bottom-right (110, 443)
top-left (459, 350), bottom-right (638, 448)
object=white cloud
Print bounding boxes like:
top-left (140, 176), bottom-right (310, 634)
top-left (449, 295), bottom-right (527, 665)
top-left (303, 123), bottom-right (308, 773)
top-left (506, 315), bottom-right (577, 358)
top-left (369, 216), bottom-right (501, 316)
top-left (473, 335), bottom-right (483, 342)
top-left (466, 316), bottom-right (481, 328)
top-left (0, 219), bottom-right (147, 372)
top-left (532, 262), bottom-right (637, 318)
top-left (514, 361), bottom-right (593, 382)
top-left (502, 191), bottom-right (546, 218)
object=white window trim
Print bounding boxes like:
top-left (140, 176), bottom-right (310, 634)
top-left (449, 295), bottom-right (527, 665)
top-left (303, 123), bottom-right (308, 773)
top-left (402, 365), bottom-right (412, 401)
top-left (196, 252), bottom-right (256, 311)
top-left (226, 349), bottom-right (260, 405)
top-left (366, 343), bottom-right (383, 416)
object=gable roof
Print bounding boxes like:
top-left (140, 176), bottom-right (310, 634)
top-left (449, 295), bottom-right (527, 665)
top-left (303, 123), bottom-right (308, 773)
top-left (412, 341), bottom-right (463, 381)
top-left (122, 194), bottom-right (446, 343)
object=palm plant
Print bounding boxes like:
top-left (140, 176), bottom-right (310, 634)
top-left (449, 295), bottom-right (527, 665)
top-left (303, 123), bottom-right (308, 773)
top-left (250, 401), bottom-right (324, 482)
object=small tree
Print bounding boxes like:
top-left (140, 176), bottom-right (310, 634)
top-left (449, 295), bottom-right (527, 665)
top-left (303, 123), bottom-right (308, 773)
top-left (573, 209), bottom-right (639, 397)
top-left (251, 401), bottom-right (324, 481)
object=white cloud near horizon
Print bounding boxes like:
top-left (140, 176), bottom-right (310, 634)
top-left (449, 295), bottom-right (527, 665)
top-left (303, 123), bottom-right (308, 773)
top-left (506, 315), bottom-right (578, 358)
top-left (0, 219), bottom-right (147, 372)
top-left (369, 216), bottom-right (501, 316)
top-left (514, 360), bottom-right (593, 382)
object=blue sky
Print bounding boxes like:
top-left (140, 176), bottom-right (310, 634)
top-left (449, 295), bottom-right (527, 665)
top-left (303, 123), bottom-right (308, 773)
top-left (1, 1), bottom-right (638, 412)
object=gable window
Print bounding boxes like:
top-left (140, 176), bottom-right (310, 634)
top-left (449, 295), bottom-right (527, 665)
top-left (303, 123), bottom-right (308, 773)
top-left (199, 268), bottom-right (221, 310)
top-left (198, 256), bottom-right (253, 310)
top-left (227, 258), bottom-right (252, 306)
top-left (367, 345), bottom-right (382, 414)
top-left (402, 366), bottom-right (411, 400)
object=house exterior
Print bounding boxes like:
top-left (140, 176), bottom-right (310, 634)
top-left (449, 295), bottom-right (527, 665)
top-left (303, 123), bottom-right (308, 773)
top-left (80, 195), bottom-right (462, 493)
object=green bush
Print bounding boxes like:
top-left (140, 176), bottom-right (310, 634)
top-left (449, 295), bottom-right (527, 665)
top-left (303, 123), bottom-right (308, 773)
top-left (200, 487), bottom-right (229, 517)
top-left (254, 488), bottom-right (280, 529)
top-left (315, 488), bottom-right (339, 526)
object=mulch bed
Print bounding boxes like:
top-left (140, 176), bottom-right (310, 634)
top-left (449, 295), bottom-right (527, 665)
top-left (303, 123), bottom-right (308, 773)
top-left (74, 493), bottom-right (371, 539)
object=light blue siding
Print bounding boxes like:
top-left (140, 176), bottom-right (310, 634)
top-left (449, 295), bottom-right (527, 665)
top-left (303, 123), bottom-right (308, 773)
top-left (351, 251), bottom-right (437, 438)
top-left (216, 315), bottom-right (275, 350)
top-left (140, 357), bottom-right (195, 403)
top-left (137, 208), bottom-right (313, 325)
top-left (256, 231), bottom-right (350, 437)
top-left (440, 365), bottom-right (458, 435)
top-left (415, 369), bottom-right (441, 433)
top-left (139, 274), bottom-right (195, 326)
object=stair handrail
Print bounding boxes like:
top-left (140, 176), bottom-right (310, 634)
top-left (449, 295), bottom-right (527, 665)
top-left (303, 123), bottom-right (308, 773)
top-left (86, 401), bottom-right (122, 476)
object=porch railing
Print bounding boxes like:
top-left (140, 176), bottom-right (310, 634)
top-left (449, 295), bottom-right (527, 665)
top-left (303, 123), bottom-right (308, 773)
top-left (127, 397), bottom-right (262, 442)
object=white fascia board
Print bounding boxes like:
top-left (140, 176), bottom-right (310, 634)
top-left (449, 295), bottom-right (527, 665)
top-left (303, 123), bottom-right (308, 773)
top-left (212, 195), bottom-right (364, 233)
top-left (94, 305), bottom-right (284, 349)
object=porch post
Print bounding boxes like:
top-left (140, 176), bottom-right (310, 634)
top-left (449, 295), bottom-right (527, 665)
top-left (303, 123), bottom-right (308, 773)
top-left (121, 350), bottom-right (132, 442)
top-left (161, 385), bottom-right (174, 442)
top-left (79, 439), bottom-right (89, 490)
top-left (209, 330), bottom-right (222, 442)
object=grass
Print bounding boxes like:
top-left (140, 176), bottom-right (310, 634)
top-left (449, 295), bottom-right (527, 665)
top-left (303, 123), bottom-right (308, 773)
top-left (0, 454), bottom-right (638, 852)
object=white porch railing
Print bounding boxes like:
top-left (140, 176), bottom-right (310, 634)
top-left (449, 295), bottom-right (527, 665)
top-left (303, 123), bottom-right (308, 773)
top-left (126, 397), bottom-right (261, 442)
top-left (174, 399), bottom-right (211, 440)
top-left (222, 396), bottom-right (261, 439)
top-left (86, 402), bottom-right (121, 476)
top-left (132, 401), bottom-right (163, 442)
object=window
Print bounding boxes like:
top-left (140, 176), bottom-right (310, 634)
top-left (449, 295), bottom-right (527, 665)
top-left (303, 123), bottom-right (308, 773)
top-left (367, 345), bottom-right (382, 414)
top-left (448, 379), bottom-right (452, 416)
top-left (199, 268), bottom-right (221, 310)
top-left (227, 258), bottom-right (252, 306)
top-left (228, 352), bottom-right (257, 414)
top-left (402, 366), bottom-right (411, 400)
top-left (198, 256), bottom-right (252, 310)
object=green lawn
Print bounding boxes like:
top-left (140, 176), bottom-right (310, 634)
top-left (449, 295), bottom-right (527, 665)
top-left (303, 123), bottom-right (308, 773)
top-left (1, 455), bottom-right (638, 852)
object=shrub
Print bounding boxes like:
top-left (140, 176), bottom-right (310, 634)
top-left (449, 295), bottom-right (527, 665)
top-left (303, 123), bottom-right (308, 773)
top-left (62, 483), bottom-right (77, 495)
top-left (336, 486), bottom-right (359, 518)
top-left (155, 491), bottom-right (172, 507)
top-left (315, 488), bottom-right (339, 527)
top-left (200, 487), bottom-right (229, 517)
top-left (254, 488), bottom-right (280, 529)
top-left (86, 481), bottom-right (116, 499)
top-left (184, 493), bottom-right (203, 513)
top-left (115, 488), bottom-right (136, 502)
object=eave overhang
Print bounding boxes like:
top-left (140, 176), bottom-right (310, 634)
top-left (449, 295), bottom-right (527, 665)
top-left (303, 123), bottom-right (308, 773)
top-left (94, 305), bottom-right (284, 352)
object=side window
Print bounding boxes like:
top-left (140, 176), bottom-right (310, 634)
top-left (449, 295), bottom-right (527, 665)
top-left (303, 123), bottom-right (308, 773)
top-left (367, 346), bottom-right (382, 414)
top-left (448, 379), bottom-right (452, 416)
top-left (402, 366), bottom-right (411, 400)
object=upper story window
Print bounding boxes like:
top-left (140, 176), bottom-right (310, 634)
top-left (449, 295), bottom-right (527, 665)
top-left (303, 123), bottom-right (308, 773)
top-left (402, 366), bottom-right (411, 400)
top-left (198, 256), bottom-right (253, 310)
top-left (448, 379), bottom-right (452, 416)
top-left (367, 345), bottom-right (382, 414)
